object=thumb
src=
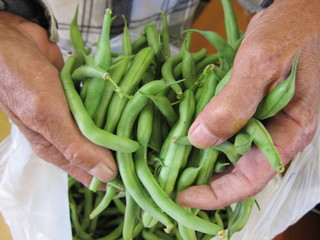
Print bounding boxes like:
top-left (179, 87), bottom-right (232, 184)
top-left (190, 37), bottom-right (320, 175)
top-left (188, 53), bottom-right (269, 148)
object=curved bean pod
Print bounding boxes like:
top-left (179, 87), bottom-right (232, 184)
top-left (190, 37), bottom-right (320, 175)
top-left (134, 146), bottom-right (222, 235)
top-left (243, 118), bottom-right (284, 172)
top-left (254, 50), bottom-right (300, 119)
top-left (60, 56), bottom-right (139, 152)
top-left (105, 47), bottom-right (155, 132)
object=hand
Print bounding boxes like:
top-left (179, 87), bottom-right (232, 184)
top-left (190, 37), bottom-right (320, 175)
top-left (0, 12), bottom-right (117, 187)
top-left (177, 0), bottom-right (320, 209)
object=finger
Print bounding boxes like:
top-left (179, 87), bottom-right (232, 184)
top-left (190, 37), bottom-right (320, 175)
top-left (5, 113), bottom-right (100, 187)
top-left (177, 147), bottom-right (275, 210)
top-left (5, 66), bottom-right (118, 183)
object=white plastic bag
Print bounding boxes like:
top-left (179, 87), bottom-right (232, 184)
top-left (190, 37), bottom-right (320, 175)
top-left (0, 124), bottom-right (72, 240)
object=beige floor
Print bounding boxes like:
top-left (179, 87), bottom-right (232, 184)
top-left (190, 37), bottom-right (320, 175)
top-left (0, 109), bottom-right (12, 240)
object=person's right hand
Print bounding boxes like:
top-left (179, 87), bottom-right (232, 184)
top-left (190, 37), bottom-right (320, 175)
top-left (0, 12), bottom-right (117, 187)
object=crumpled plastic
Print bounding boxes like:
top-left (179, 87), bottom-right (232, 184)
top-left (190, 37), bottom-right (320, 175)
top-left (0, 125), bottom-right (71, 240)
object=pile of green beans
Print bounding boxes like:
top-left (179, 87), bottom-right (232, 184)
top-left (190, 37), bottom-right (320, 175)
top-left (62, 2), bottom-right (299, 239)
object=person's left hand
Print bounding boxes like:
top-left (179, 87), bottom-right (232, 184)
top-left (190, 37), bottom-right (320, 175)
top-left (177, 0), bottom-right (320, 210)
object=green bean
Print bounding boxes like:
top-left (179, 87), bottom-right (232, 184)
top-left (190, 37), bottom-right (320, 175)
top-left (123, 192), bottom-right (138, 240)
top-left (181, 32), bottom-right (196, 89)
top-left (195, 64), bottom-right (219, 116)
top-left (178, 221), bottom-right (197, 240)
top-left (221, 0), bottom-right (240, 46)
top-left (173, 48), bottom-right (208, 79)
top-left (60, 56), bottom-right (139, 152)
top-left (227, 197), bottom-right (255, 239)
top-left (231, 32), bottom-right (245, 52)
top-left (213, 140), bottom-right (241, 165)
top-left (108, 177), bottom-right (125, 191)
top-left (153, 229), bottom-right (175, 240)
top-left (157, 89), bottom-right (195, 195)
top-left (148, 107), bottom-right (163, 152)
top-left (145, 23), bottom-right (160, 53)
top-left (141, 69), bottom-right (155, 85)
top-left (84, 9), bottom-right (113, 117)
top-left (161, 54), bottom-right (183, 99)
top-left (117, 151), bottom-right (174, 232)
top-left (113, 198), bottom-right (126, 215)
top-left (176, 166), bottom-right (200, 193)
top-left (142, 211), bottom-right (158, 228)
top-left (134, 146), bottom-right (222, 235)
top-left (141, 92), bottom-right (178, 128)
top-left (94, 9), bottom-right (112, 69)
top-left (201, 234), bottom-right (215, 240)
top-left (79, 80), bottom-right (88, 101)
top-left (142, 230), bottom-right (165, 240)
top-left (90, 185), bottom-right (117, 219)
top-left (214, 209), bottom-right (225, 230)
top-left (215, 67), bottom-right (232, 94)
top-left (121, 15), bottom-right (132, 56)
top-left (213, 159), bottom-right (230, 173)
top-left (96, 222), bottom-right (124, 240)
top-left (243, 118), bottom-right (284, 172)
top-left (185, 29), bottom-right (236, 66)
top-left (255, 50), bottom-right (300, 119)
top-left (104, 47), bottom-right (155, 132)
top-left (88, 193), bottom-right (104, 233)
top-left (196, 148), bottom-right (219, 185)
top-left (78, 188), bottom-right (92, 231)
top-left (132, 35), bottom-right (148, 54)
top-left (94, 56), bottom-right (132, 128)
top-left (72, 65), bottom-right (108, 83)
top-left (160, 11), bottom-right (170, 60)
top-left (234, 132), bottom-right (253, 155)
top-left (196, 53), bottom-right (219, 74)
top-left (70, 202), bottom-right (93, 240)
top-left (137, 101), bottom-right (154, 149)
top-left (70, 6), bottom-right (86, 67)
top-left (68, 177), bottom-right (77, 189)
top-left (89, 177), bottom-right (102, 192)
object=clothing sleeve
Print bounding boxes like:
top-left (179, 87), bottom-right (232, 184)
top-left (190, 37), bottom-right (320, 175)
top-left (0, 0), bottom-right (58, 42)
top-left (237, 0), bottom-right (274, 13)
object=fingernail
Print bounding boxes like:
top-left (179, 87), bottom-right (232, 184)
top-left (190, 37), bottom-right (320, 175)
top-left (89, 163), bottom-right (115, 182)
top-left (189, 123), bottom-right (220, 148)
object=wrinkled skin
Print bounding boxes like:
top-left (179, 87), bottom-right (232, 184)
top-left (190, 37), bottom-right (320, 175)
top-left (178, 0), bottom-right (320, 209)
top-left (0, 12), bottom-right (117, 187)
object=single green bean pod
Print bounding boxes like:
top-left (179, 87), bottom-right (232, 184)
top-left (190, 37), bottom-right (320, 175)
top-left (221, 0), bottom-right (240, 46)
top-left (181, 32), bottom-right (196, 89)
top-left (60, 56), bottom-right (139, 152)
top-left (161, 54), bottom-right (184, 99)
top-left (90, 185), bottom-right (117, 219)
top-left (227, 197), bottom-right (255, 239)
top-left (234, 132), bottom-right (253, 155)
top-left (123, 192), bottom-right (138, 240)
top-left (105, 47), bottom-right (155, 133)
top-left (157, 89), bottom-right (195, 195)
top-left (121, 15), bottom-right (132, 56)
top-left (213, 140), bottom-right (241, 165)
top-left (184, 29), bottom-right (236, 66)
top-left (140, 92), bottom-right (178, 128)
top-left (254, 50), bottom-right (300, 119)
top-left (160, 10), bottom-right (171, 60)
top-left (244, 118), bottom-right (284, 172)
